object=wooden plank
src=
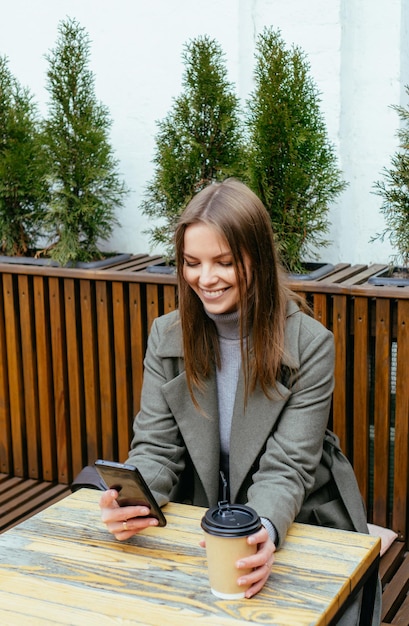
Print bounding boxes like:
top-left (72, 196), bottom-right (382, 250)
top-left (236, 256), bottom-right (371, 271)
top-left (381, 551), bottom-right (409, 622)
top-left (379, 540), bottom-right (406, 585)
top-left (80, 280), bottom-right (100, 464)
top-left (112, 281), bottom-right (132, 461)
top-left (18, 275), bottom-right (40, 479)
top-left (163, 284), bottom-right (177, 315)
top-left (3, 274), bottom-right (25, 477)
top-left (318, 264), bottom-right (367, 284)
top-left (311, 293), bottom-right (329, 328)
top-left (33, 276), bottom-right (56, 481)
top-left (392, 299), bottom-right (409, 541)
top-left (332, 295), bottom-right (348, 452)
top-left (295, 290), bottom-right (307, 302)
top-left (0, 276), bottom-right (11, 474)
top-left (353, 297), bottom-right (370, 503)
top-left (0, 477), bottom-right (70, 532)
top-left (373, 298), bottom-right (391, 528)
top-left (96, 280), bottom-right (116, 461)
top-left (146, 283), bottom-right (160, 333)
top-left (49, 277), bottom-right (70, 484)
top-left (129, 283), bottom-right (145, 419)
top-left (344, 264), bottom-right (388, 285)
top-left (64, 279), bottom-right (85, 479)
top-left (392, 592), bottom-right (409, 625)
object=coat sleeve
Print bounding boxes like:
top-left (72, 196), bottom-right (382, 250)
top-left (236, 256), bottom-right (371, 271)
top-left (246, 314), bottom-right (335, 548)
top-left (125, 317), bottom-right (186, 506)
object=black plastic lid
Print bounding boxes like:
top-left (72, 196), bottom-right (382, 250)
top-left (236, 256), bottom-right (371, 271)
top-left (201, 502), bottom-right (261, 537)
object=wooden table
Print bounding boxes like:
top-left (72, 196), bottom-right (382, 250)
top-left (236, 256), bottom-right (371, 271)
top-left (0, 489), bottom-right (380, 625)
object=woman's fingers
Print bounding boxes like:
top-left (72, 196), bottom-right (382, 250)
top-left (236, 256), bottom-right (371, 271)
top-left (112, 516), bottom-right (159, 540)
top-left (236, 531), bottom-right (276, 598)
top-left (99, 489), bottom-right (158, 539)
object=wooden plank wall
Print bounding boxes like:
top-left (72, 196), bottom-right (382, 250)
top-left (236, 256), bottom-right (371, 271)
top-left (0, 274), bottom-right (174, 482)
top-left (306, 291), bottom-right (409, 544)
top-left (0, 270), bottom-right (408, 546)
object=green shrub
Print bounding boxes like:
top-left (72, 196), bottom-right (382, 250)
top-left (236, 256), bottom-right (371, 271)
top-left (42, 17), bottom-right (128, 266)
top-left (372, 86), bottom-right (409, 268)
top-left (0, 56), bottom-right (49, 255)
top-left (246, 27), bottom-right (347, 273)
top-left (140, 35), bottom-right (247, 259)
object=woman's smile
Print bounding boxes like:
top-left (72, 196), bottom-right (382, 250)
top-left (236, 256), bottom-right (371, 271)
top-left (200, 287), bottom-right (230, 299)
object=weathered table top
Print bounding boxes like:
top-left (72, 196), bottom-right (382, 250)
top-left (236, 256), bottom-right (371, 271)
top-left (0, 489), bottom-right (380, 625)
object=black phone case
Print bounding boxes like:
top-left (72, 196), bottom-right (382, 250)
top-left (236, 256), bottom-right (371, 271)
top-left (94, 459), bottom-right (167, 526)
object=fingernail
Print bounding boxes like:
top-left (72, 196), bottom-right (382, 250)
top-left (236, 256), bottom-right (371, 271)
top-left (237, 560), bottom-right (245, 568)
top-left (149, 519), bottom-right (158, 526)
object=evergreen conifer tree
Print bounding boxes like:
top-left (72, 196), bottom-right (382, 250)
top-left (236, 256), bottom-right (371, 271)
top-left (141, 35), bottom-right (247, 259)
top-left (43, 17), bottom-right (128, 265)
top-left (0, 56), bottom-right (49, 255)
top-left (246, 27), bottom-right (347, 273)
top-left (373, 86), bottom-right (409, 269)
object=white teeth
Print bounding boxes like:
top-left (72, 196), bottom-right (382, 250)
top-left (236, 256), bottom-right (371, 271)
top-left (202, 289), bottom-right (225, 298)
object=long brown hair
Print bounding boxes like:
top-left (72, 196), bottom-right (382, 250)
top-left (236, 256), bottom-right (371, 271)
top-left (175, 178), bottom-right (297, 405)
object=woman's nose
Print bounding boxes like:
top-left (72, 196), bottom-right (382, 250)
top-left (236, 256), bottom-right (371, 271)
top-left (199, 264), bottom-right (218, 285)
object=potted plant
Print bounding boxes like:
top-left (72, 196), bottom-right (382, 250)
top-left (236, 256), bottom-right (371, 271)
top-left (0, 56), bottom-right (49, 258)
top-left (245, 27), bottom-right (348, 277)
top-left (140, 35), bottom-right (247, 271)
top-left (40, 17), bottom-right (129, 268)
top-left (369, 85), bottom-right (409, 286)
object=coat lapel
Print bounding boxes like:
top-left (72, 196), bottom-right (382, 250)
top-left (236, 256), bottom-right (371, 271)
top-left (229, 373), bottom-right (290, 502)
top-left (161, 372), bottom-right (220, 505)
top-left (229, 300), bottom-right (301, 501)
top-left (156, 316), bottom-right (221, 505)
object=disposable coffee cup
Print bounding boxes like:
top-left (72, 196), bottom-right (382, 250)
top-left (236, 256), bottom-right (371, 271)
top-left (201, 501), bottom-right (262, 599)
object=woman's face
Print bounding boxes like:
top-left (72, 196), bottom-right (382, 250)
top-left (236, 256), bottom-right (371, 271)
top-left (182, 222), bottom-right (251, 314)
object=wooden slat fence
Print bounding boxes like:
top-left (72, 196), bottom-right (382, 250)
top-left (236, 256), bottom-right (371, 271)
top-left (0, 258), bottom-right (408, 547)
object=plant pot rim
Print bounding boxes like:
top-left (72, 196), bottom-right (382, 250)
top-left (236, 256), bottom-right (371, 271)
top-left (367, 266), bottom-right (409, 287)
top-left (145, 263), bottom-right (177, 275)
top-left (287, 262), bottom-right (335, 281)
top-left (0, 252), bottom-right (132, 269)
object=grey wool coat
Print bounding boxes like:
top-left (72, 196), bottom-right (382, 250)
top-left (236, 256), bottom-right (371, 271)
top-left (126, 300), bottom-right (337, 548)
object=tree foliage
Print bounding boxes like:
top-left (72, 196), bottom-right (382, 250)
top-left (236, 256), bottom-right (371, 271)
top-left (0, 56), bottom-right (49, 255)
top-left (140, 35), bottom-right (247, 259)
top-left (42, 17), bottom-right (128, 265)
top-left (246, 27), bottom-right (347, 273)
top-left (373, 87), bottom-right (409, 268)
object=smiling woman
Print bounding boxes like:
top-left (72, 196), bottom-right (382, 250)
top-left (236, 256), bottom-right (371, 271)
top-left (94, 178), bottom-right (380, 623)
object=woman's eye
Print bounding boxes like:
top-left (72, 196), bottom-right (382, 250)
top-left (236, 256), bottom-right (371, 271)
top-left (183, 259), bottom-right (199, 267)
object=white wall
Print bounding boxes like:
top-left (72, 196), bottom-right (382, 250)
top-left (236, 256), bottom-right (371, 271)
top-left (1, 0), bottom-right (407, 264)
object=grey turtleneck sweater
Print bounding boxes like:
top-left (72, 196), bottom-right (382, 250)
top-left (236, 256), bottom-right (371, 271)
top-left (206, 310), bottom-right (242, 482)
top-left (206, 310), bottom-right (277, 545)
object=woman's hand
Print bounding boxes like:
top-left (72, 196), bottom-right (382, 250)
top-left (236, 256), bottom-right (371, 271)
top-left (236, 526), bottom-right (276, 598)
top-left (99, 489), bottom-right (159, 540)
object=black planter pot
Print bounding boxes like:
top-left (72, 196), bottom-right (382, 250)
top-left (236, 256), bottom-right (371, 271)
top-left (145, 263), bottom-right (176, 275)
top-left (0, 252), bottom-right (131, 269)
top-left (367, 266), bottom-right (409, 287)
top-left (287, 262), bottom-right (335, 281)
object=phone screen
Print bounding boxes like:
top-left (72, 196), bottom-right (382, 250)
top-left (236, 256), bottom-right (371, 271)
top-left (94, 460), bottom-right (167, 526)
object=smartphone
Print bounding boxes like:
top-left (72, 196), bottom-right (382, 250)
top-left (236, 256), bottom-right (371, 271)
top-left (94, 459), bottom-right (167, 527)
